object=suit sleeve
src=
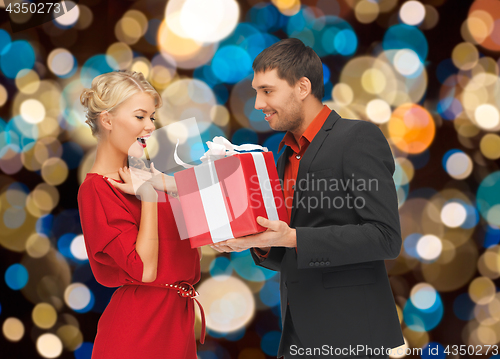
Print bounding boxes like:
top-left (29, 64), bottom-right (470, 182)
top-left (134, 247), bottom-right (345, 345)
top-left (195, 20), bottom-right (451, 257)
top-left (250, 247), bottom-right (286, 272)
top-left (79, 179), bottom-right (145, 282)
top-left (296, 121), bottom-right (402, 269)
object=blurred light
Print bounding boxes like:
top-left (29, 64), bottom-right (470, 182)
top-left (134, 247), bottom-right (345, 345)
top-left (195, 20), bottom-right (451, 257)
top-left (416, 235), bottom-right (442, 261)
top-left (469, 277), bottom-right (496, 305)
top-left (159, 79), bottom-right (216, 127)
top-left (410, 283), bottom-right (437, 310)
top-left (388, 104), bottom-right (435, 154)
top-left (477, 171), bottom-right (500, 226)
top-left (209, 256), bottom-right (233, 277)
top-left (399, 1), bottom-right (426, 26)
top-left (0, 40), bottom-right (36, 79)
top-left (80, 54), bottom-right (118, 88)
top-left (441, 202), bottom-right (467, 228)
top-left (231, 250), bottom-right (276, 281)
top-left (41, 157), bottom-right (69, 186)
top-left (355, 0), bottom-right (379, 24)
top-left (2, 317), bottom-right (24, 342)
top-left (196, 275), bottom-right (255, 333)
top-left (479, 133), bottom-right (500, 160)
top-left (383, 24), bottom-right (428, 61)
top-left (231, 128), bottom-right (258, 145)
top-left (36, 333), bottom-right (63, 358)
top-left (443, 150), bottom-right (473, 179)
top-left (20, 99), bottom-right (45, 124)
top-left (157, 18), bottom-right (217, 69)
top-left (366, 99), bottom-right (391, 124)
top-left (180, 0), bottom-right (239, 43)
top-left (212, 46), bottom-right (252, 84)
top-left (56, 324), bottom-right (84, 351)
top-left (393, 49), bottom-right (421, 76)
top-left (16, 69), bottom-right (40, 94)
top-left (403, 287), bottom-right (443, 331)
top-left (332, 83), bottom-right (354, 106)
top-left (32, 303), bottom-right (57, 329)
top-left (5, 263), bottom-right (28, 290)
top-left (54, 1), bottom-right (79, 26)
top-left (452, 42), bottom-right (479, 71)
top-left (70, 235), bottom-right (88, 261)
top-left (64, 283), bottom-right (93, 312)
top-left (474, 104), bottom-right (500, 130)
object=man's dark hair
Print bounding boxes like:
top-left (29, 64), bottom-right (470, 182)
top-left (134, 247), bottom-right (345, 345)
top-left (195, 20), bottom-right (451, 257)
top-left (252, 38), bottom-right (324, 101)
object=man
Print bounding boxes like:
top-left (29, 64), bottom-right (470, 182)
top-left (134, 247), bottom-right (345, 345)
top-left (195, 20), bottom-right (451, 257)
top-left (211, 38), bottom-right (404, 359)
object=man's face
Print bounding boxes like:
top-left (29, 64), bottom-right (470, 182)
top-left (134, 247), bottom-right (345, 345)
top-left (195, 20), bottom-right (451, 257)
top-left (252, 69), bottom-right (303, 133)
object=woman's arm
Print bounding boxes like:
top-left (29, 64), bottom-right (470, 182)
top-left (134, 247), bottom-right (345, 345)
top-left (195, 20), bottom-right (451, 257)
top-left (135, 184), bottom-right (159, 282)
top-left (106, 167), bottom-right (160, 283)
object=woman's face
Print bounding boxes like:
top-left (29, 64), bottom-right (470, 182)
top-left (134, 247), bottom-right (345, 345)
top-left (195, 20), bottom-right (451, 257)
top-left (104, 92), bottom-right (156, 158)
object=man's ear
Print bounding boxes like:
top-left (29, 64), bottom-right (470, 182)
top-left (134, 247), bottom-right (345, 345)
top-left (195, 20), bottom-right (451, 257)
top-left (100, 110), bottom-right (113, 131)
top-left (297, 77), bottom-right (312, 100)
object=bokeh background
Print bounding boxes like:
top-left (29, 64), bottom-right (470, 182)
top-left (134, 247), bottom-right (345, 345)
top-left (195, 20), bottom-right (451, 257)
top-left (1, 0), bottom-right (500, 358)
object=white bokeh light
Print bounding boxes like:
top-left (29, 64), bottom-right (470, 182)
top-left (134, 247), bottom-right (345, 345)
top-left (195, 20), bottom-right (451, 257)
top-left (416, 234), bottom-right (442, 261)
top-left (197, 275), bottom-right (254, 333)
top-left (474, 104), bottom-right (500, 130)
top-left (441, 202), bottom-right (467, 228)
top-left (70, 235), bottom-right (88, 261)
top-left (64, 283), bottom-right (91, 311)
top-left (399, 1), bottom-right (426, 26)
top-left (393, 49), bottom-right (421, 76)
top-left (36, 333), bottom-right (63, 358)
top-left (166, 0), bottom-right (239, 43)
top-left (410, 283), bottom-right (437, 310)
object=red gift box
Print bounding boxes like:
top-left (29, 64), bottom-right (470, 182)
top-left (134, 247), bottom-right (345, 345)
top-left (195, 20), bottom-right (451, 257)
top-left (173, 151), bottom-right (289, 248)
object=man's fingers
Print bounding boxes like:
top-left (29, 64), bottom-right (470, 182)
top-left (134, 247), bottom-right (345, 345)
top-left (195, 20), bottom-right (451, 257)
top-left (257, 216), bottom-right (280, 231)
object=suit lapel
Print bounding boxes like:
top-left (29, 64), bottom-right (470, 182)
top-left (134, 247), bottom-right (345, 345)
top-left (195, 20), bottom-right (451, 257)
top-left (289, 111), bottom-right (341, 225)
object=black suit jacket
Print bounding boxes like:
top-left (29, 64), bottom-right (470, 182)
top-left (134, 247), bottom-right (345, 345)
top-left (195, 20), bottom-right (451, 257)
top-left (251, 110), bottom-right (405, 357)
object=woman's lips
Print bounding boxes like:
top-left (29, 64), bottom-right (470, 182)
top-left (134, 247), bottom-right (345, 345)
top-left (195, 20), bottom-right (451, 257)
top-left (137, 138), bottom-right (147, 148)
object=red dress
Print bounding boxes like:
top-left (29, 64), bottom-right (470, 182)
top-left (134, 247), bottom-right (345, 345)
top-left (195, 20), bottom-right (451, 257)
top-left (77, 173), bottom-right (201, 359)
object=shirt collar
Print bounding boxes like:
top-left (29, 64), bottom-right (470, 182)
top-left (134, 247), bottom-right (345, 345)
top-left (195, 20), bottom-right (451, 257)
top-left (278, 105), bottom-right (332, 153)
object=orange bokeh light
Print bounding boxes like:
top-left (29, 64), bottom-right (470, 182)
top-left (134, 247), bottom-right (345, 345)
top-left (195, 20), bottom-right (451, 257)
top-left (388, 103), bottom-right (436, 154)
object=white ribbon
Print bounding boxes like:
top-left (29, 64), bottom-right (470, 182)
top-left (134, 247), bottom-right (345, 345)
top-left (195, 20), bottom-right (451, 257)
top-left (174, 136), bottom-right (268, 169)
top-left (175, 136), bottom-right (278, 243)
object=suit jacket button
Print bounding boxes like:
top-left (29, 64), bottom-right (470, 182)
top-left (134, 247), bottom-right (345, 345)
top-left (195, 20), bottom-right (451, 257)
top-left (320, 262), bottom-right (325, 266)
top-left (314, 262), bottom-right (319, 266)
top-left (309, 262), bottom-right (314, 267)
top-left (326, 261), bottom-right (330, 265)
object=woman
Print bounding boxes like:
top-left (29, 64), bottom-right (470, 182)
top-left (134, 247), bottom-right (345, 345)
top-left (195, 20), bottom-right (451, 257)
top-left (77, 70), bottom-right (203, 359)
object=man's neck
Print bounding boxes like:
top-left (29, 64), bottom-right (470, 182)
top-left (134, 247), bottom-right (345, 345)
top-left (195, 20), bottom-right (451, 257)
top-left (291, 101), bottom-right (326, 144)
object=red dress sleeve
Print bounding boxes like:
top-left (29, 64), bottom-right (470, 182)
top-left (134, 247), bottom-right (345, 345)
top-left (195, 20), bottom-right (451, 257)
top-left (78, 176), bottom-right (144, 286)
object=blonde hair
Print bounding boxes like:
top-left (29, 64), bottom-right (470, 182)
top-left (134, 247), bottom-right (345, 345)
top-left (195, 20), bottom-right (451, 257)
top-left (80, 70), bottom-right (162, 139)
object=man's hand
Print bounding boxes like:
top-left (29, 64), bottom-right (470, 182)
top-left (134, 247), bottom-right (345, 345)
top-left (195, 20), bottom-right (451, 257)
top-left (210, 216), bottom-right (296, 253)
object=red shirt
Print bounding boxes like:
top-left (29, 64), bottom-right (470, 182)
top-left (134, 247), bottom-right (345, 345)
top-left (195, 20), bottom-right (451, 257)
top-left (279, 105), bottom-right (332, 218)
top-left (255, 105), bottom-right (331, 258)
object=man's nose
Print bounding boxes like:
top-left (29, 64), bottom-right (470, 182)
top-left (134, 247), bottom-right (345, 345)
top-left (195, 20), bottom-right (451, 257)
top-left (254, 94), bottom-right (265, 110)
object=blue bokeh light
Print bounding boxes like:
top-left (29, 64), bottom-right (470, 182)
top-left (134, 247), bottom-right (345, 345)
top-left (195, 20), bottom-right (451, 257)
top-left (5, 263), bottom-right (29, 290)
top-left (0, 40), bottom-right (35, 78)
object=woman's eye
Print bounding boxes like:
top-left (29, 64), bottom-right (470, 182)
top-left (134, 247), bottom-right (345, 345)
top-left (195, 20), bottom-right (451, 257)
top-left (150, 118), bottom-right (156, 122)
top-left (136, 116), bottom-right (144, 120)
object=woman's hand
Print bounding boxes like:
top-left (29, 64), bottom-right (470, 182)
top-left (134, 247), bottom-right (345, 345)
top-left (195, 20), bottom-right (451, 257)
top-left (106, 166), bottom-right (158, 202)
top-left (130, 162), bottom-right (178, 195)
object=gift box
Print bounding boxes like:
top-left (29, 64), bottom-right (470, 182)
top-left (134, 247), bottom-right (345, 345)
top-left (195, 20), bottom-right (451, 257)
top-left (173, 137), bottom-right (289, 248)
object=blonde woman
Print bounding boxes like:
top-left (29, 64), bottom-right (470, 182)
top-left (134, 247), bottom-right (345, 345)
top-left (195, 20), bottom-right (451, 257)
top-left (77, 70), bottom-right (203, 358)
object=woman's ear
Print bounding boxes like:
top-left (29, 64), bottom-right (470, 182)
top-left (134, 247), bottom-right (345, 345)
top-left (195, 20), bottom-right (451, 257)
top-left (297, 77), bottom-right (312, 100)
top-left (100, 110), bottom-right (113, 131)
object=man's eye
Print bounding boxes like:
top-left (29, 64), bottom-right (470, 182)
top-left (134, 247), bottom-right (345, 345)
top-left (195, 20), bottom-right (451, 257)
top-left (264, 90), bottom-right (271, 94)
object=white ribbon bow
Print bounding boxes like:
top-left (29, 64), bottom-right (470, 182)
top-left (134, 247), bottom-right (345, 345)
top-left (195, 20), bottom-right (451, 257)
top-left (174, 136), bottom-right (268, 169)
